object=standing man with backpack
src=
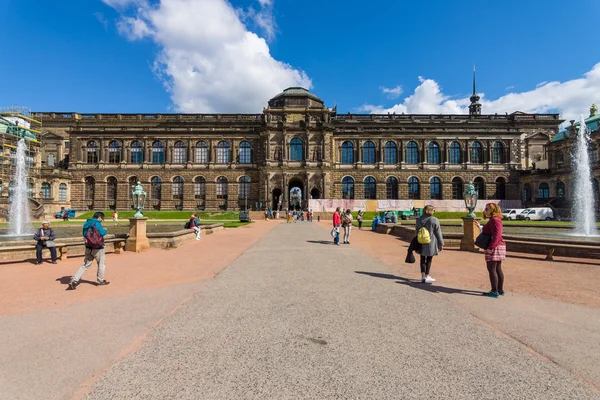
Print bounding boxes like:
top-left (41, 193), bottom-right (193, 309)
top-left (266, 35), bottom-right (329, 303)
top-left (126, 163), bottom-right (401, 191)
top-left (415, 205), bottom-right (444, 283)
top-left (68, 212), bottom-right (109, 290)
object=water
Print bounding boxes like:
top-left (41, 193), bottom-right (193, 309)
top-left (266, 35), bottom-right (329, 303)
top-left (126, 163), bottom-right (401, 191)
top-left (8, 139), bottom-right (31, 236)
top-left (571, 115), bottom-right (599, 236)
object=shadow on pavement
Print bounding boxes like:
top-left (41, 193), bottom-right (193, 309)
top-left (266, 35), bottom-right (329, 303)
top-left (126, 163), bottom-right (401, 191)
top-left (56, 276), bottom-right (97, 288)
top-left (306, 240), bottom-right (336, 245)
top-left (355, 271), bottom-right (484, 297)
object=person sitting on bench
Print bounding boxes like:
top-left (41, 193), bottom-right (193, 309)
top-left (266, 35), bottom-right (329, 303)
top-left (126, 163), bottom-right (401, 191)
top-left (34, 220), bottom-right (57, 265)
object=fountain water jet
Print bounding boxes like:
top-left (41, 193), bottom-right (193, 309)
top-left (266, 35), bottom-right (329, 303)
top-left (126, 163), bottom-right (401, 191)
top-left (571, 115), bottom-right (598, 236)
top-left (8, 139), bottom-right (31, 236)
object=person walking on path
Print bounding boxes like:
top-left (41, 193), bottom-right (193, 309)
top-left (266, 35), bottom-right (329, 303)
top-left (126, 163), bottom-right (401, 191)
top-left (475, 203), bottom-right (506, 298)
top-left (415, 205), bottom-right (444, 283)
top-left (342, 209), bottom-right (353, 244)
top-left (68, 212), bottom-right (109, 290)
top-left (34, 220), bottom-right (57, 264)
top-left (62, 209), bottom-right (69, 222)
top-left (357, 210), bottom-right (364, 230)
top-left (332, 207), bottom-right (341, 245)
top-left (112, 211), bottom-right (118, 222)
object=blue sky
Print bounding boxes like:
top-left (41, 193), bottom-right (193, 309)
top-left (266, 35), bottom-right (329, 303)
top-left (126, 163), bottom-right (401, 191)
top-left (1, 0), bottom-right (599, 121)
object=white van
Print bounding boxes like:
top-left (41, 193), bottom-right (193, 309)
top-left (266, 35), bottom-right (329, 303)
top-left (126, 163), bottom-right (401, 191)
top-left (502, 209), bottom-right (525, 220)
top-left (516, 207), bottom-right (554, 221)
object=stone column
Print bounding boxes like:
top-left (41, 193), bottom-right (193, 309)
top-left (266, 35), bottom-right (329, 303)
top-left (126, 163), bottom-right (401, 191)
top-left (125, 217), bottom-right (150, 253)
top-left (460, 217), bottom-right (481, 252)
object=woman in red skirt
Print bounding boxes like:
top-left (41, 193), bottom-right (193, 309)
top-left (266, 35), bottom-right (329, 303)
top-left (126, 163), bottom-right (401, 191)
top-left (475, 203), bottom-right (506, 298)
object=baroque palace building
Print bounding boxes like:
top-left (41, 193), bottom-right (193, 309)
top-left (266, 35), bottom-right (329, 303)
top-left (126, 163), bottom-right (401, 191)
top-left (31, 86), bottom-right (564, 213)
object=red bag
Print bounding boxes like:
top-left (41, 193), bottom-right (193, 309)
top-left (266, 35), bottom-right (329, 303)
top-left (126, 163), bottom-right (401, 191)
top-left (85, 225), bottom-right (104, 249)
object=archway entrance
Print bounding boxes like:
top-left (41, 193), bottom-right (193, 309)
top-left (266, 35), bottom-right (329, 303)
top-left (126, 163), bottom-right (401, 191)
top-left (272, 188), bottom-right (282, 211)
top-left (288, 179), bottom-right (303, 210)
top-left (310, 188), bottom-right (320, 200)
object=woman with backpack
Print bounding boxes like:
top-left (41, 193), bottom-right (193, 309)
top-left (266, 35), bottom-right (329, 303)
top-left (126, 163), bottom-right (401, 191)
top-left (415, 205), bottom-right (444, 283)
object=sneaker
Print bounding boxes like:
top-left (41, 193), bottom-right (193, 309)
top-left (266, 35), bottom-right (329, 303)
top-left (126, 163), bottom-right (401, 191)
top-left (424, 276), bottom-right (435, 283)
top-left (421, 277), bottom-right (426, 283)
top-left (498, 290), bottom-right (505, 296)
top-left (482, 291), bottom-right (499, 298)
top-left (67, 279), bottom-right (78, 290)
top-left (196, 237), bottom-right (201, 241)
top-left (96, 280), bottom-right (110, 286)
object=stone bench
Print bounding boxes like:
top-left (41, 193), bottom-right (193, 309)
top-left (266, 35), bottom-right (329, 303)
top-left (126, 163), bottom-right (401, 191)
top-left (504, 239), bottom-right (600, 261)
top-left (0, 238), bottom-right (126, 261)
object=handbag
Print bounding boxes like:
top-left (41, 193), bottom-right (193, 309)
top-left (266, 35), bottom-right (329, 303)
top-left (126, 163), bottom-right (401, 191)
top-left (45, 240), bottom-right (56, 248)
top-left (405, 251), bottom-right (416, 264)
top-left (474, 233), bottom-right (492, 250)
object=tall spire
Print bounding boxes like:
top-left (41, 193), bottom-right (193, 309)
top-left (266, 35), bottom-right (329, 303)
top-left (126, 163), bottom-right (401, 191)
top-left (469, 65), bottom-right (482, 115)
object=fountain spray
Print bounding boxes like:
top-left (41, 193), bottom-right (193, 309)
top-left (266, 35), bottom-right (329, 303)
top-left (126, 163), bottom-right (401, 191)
top-left (571, 115), bottom-right (598, 236)
top-left (8, 139), bottom-right (32, 236)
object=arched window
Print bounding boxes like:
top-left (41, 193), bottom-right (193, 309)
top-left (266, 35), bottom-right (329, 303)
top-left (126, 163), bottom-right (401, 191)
top-left (128, 176), bottom-right (138, 199)
top-left (108, 141), bottom-right (121, 164)
top-left (364, 176), bottom-right (376, 199)
top-left (449, 141), bottom-right (461, 164)
top-left (84, 177), bottom-right (95, 200)
top-left (406, 141), bottom-right (419, 164)
top-left (216, 176), bottom-right (228, 199)
top-left (290, 138), bottom-right (303, 161)
top-left (451, 177), bottom-right (463, 200)
top-left (150, 176), bottom-right (162, 200)
top-left (495, 177), bottom-right (506, 199)
top-left (428, 142), bottom-right (440, 164)
top-left (173, 141), bottom-right (186, 164)
top-left (59, 183), bottom-right (67, 201)
top-left (408, 177), bottom-right (420, 199)
top-left (107, 177), bottom-right (118, 201)
top-left (341, 141), bottom-right (354, 164)
top-left (363, 141), bottom-right (376, 164)
top-left (342, 176), bottom-right (354, 199)
top-left (430, 177), bottom-right (442, 199)
top-left (152, 141), bottom-right (165, 164)
top-left (492, 142), bottom-right (505, 164)
top-left (41, 182), bottom-right (51, 199)
top-left (217, 141), bottom-right (230, 163)
top-left (384, 141), bottom-right (397, 164)
top-left (523, 183), bottom-right (532, 202)
top-left (172, 176), bottom-right (184, 199)
top-left (556, 181), bottom-right (566, 198)
top-left (131, 141), bottom-right (143, 164)
top-left (474, 177), bottom-right (485, 200)
top-left (538, 182), bottom-right (549, 199)
top-left (194, 177), bottom-right (206, 199)
top-left (195, 141), bottom-right (208, 163)
top-left (239, 141), bottom-right (251, 164)
top-left (386, 177), bottom-right (398, 199)
top-left (470, 142), bottom-right (483, 164)
top-left (87, 141), bottom-right (98, 164)
top-left (239, 176), bottom-right (251, 199)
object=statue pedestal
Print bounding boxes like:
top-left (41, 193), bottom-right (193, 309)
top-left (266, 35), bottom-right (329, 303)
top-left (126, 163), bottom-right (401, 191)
top-left (460, 217), bottom-right (481, 252)
top-left (125, 217), bottom-right (150, 253)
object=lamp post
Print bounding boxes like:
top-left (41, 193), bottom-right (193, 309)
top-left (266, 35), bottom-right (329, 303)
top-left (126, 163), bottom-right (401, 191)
top-left (460, 181), bottom-right (480, 252)
top-left (131, 181), bottom-right (147, 218)
top-left (126, 181), bottom-right (150, 253)
top-left (463, 181), bottom-right (478, 218)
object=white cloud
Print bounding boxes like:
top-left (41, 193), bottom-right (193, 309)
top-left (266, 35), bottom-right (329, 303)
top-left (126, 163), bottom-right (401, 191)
top-left (380, 85), bottom-right (402, 99)
top-left (504, 85), bottom-right (515, 91)
top-left (94, 12), bottom-right (109, 30)
top-left (361, 63), bottom-right (600, 123)
top-left (105, 0), bottom-right (310, 113)
top-left (102, 0), bottom-right (141, 9)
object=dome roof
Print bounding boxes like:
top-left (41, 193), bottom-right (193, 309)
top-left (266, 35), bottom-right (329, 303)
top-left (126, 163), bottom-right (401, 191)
top-left (268, 87), bottom-right (324, 108)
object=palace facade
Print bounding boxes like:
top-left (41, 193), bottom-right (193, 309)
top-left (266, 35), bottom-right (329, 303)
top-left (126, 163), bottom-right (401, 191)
top-left (30, 87), bottom-right (566, 213)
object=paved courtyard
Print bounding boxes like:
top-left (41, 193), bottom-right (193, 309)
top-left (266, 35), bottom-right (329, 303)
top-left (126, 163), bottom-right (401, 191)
top-left (1, 221), bottom-right (600, 399)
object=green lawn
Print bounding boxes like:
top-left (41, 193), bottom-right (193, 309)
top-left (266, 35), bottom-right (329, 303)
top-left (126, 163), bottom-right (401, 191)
top-left (74, 211), bottom-right (240, 220)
